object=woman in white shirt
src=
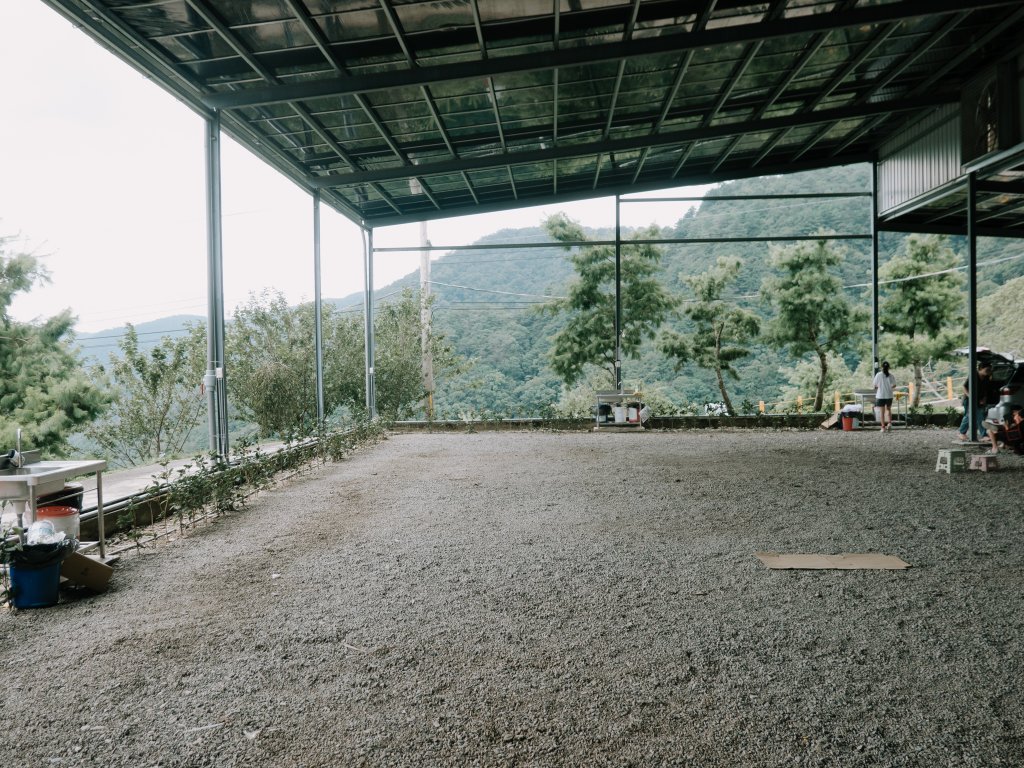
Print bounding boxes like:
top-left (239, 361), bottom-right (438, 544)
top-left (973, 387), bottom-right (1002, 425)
top-left (873, 360), bottom-right (896, 432)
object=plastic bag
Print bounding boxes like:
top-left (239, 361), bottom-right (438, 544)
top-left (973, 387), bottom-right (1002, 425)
top-left (26, 520), bottom-right (66, 546)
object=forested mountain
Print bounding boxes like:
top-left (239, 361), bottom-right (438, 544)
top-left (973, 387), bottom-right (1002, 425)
top-left (414, 164), bottom-right (1021, 417)
top-left (75, 164), bottom-right (1023, 419)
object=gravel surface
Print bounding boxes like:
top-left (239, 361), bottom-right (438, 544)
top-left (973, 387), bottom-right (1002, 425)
top-left (2, 428), bottom-right (1022, 767)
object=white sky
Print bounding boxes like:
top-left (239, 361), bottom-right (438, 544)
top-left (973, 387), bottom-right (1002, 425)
top-left (2, 2), bottom-right (712, 334)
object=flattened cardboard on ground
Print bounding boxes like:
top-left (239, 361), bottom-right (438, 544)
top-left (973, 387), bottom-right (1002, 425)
top-left (61, 551), bottom-right (113, 591)
top-left (755, 552), bottom-right (910, 570)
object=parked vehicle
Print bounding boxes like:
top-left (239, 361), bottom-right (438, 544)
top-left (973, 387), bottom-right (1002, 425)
top-left (955, 348), bottom-right (1024, 423)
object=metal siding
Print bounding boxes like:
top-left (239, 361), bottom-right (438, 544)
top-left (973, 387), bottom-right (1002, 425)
top-left (878, 105), bottom-right (961, 215)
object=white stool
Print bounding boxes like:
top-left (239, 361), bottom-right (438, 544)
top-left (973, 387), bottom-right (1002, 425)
top-left (935, 449), bottom-right (967, 473)
top-left (969, 454), bottom-right (998, 472)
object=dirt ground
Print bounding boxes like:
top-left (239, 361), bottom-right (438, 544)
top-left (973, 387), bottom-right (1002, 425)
top-left (1, 428), bottom-right (1021, 767)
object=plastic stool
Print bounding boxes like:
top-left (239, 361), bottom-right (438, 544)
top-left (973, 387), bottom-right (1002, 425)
top-left (969, 454), bottom-right (998, 472)
top-left (935, 449), bottom-right (967, 473)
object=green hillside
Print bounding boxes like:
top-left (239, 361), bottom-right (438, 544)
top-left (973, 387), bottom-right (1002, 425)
top-left (74, 164), bottom-right (1024, 418)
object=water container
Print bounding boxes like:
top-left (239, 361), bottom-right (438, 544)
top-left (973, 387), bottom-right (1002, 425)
top-left (8, 561), bottom-right (62, 608)
top-left (36, 506), bottom-right (80, 542)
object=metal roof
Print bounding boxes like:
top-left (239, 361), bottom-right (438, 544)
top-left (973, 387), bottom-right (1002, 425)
top-left (37, 0), bottom-right (1024, 230)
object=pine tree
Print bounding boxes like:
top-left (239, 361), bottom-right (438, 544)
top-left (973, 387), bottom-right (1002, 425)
top-left (543, 213), bottom-right (677, 388)
top-left (0, 238), bottom-right (108, 455)
top-left (761, 238), bottom-right (865, 411)
top-left (661, 257), bottom-right (760, 415)
top-left (879, 235), bottom-right (964, 406)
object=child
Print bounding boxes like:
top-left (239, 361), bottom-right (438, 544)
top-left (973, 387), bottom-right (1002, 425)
top-left (872, 361), bottom-right (896, 432)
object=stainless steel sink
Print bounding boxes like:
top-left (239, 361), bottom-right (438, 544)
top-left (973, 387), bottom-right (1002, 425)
top-left (0, 460), bottom-right (106, 501)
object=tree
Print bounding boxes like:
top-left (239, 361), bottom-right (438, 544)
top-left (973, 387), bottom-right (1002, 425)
top-left (761, 238), bottom-right (865, 411)
top-left (660, 257), bottom-right (760, 415)
top-left (227, 288), bottom-right (457, 435)
top-left (543, 213), bottom-right (677, 387)
top-left (879, 234), bottom-right (964, 406)
top-left (373, 290), bottom-right (459, 419)
top-left (0, 238), bottom-right (108, 456)
top-left (228, 290), bottom-right (319, 438)
top-left (85, 323), bottom-right (207, 467)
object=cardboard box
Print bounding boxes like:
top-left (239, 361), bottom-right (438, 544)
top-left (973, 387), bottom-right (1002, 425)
top-left (61, 551), bottom-right (113, 592)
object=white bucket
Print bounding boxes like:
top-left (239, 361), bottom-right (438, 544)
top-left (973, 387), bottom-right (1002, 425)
top-left (613, 406), bottom-right (626, 423)
top-left (36, 506), bottom-right (80, 542)
top-left (627, 407), bottom-right (639, 422)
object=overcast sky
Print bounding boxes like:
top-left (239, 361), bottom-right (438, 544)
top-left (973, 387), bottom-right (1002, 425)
top-left (2, 2), bottom-right (712, 335)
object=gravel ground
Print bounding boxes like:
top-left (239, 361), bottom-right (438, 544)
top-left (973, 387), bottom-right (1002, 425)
top-left (1, 427), bottom-right (1022, 767)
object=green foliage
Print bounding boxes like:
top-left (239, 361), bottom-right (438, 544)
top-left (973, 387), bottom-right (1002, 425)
top-left (86, 323), bottom-right (207, 467)
top-left (661, 257), bottom-right (760, 415)
top-left (122, 420), bottom-right (387, 548)
top-left (373, 290), bottom-right (460, 419)
top-left (761, 238), bottom-right (866, 411)
top-left (0, 237), bottom-right (108, 456)
top-left (227, 290), bottom-right (318, 438)
top-left (228, 288), bottom-right (457, 435)
top-left (543, 213), bottom-right (677, 387)
top-left (978, 275), bottom-right (1024, 355)
top-left (774, 353), bottom-right (857, 413)
top-left (879, 234), bottom-right (965, 405)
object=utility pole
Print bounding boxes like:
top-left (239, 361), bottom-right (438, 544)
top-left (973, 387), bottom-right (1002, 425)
top-left (419, 219), bottom-right (434, 419)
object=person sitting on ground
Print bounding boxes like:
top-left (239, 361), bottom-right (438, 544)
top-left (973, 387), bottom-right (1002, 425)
top-left (985, 406), bottom-right (1024, 455)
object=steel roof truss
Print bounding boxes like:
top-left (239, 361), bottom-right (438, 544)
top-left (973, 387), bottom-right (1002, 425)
top-left (199, 0), bottom-right (1004, 111)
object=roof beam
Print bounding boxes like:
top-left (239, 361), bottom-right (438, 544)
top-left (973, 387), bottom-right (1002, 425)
top-left (793, 12), bottom-right (967, 162)
top-left (309, 96), bottom-right (946, 189)
top-left (200, 0), bottom-right (1003, 110)
top-left (360, 155), bottom-right (870, 227)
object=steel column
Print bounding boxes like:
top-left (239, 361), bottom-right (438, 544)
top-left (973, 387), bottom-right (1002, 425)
top-left (363, 227), bottom-right (377, 418)
top-left (313, 191), bottom-right (325, 426)
top-left (966, 172), bottom-right (979, 441)
top-left (204, 113), bottom-right (229, 458)
top-left (614, 194), bottom-right (622, 392)
top-left (871, 161), bottom-right (880, 373)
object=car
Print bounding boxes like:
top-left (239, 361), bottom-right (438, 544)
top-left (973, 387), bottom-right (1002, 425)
top-left (955, 347), bottom-right (1024, 423)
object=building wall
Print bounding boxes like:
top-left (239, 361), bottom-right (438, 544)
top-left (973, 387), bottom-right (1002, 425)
top-left (877, 104), bottom-right (961, 217)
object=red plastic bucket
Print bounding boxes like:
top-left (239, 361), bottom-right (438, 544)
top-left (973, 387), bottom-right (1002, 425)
top-left (36, 505), bottom-right (80, 542)
top-left (841, 415), bottom-right (855, 431)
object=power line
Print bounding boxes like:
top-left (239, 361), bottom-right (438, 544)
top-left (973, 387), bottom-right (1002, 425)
top-left (428, 280), bottom-right (566, 300)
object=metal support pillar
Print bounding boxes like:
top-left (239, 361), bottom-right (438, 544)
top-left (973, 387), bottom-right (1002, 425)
top-left (966, 172), bottom-right (979, 441)
top-left (203, 113), bottom-right (229, 458)
top-left (870, 161), bottom-right (880, 374)
top-left (313, 191), bottom-right (325, 426)
top-left (363, 227), bottom-right (377, 418)
top-left (614, 194), bottom-right (623, 392)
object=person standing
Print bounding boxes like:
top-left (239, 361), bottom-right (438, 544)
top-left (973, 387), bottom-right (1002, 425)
top-left (873, 360), bottom-right (896, 432)
top-left (957, 361), bottom-right (994, 441)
